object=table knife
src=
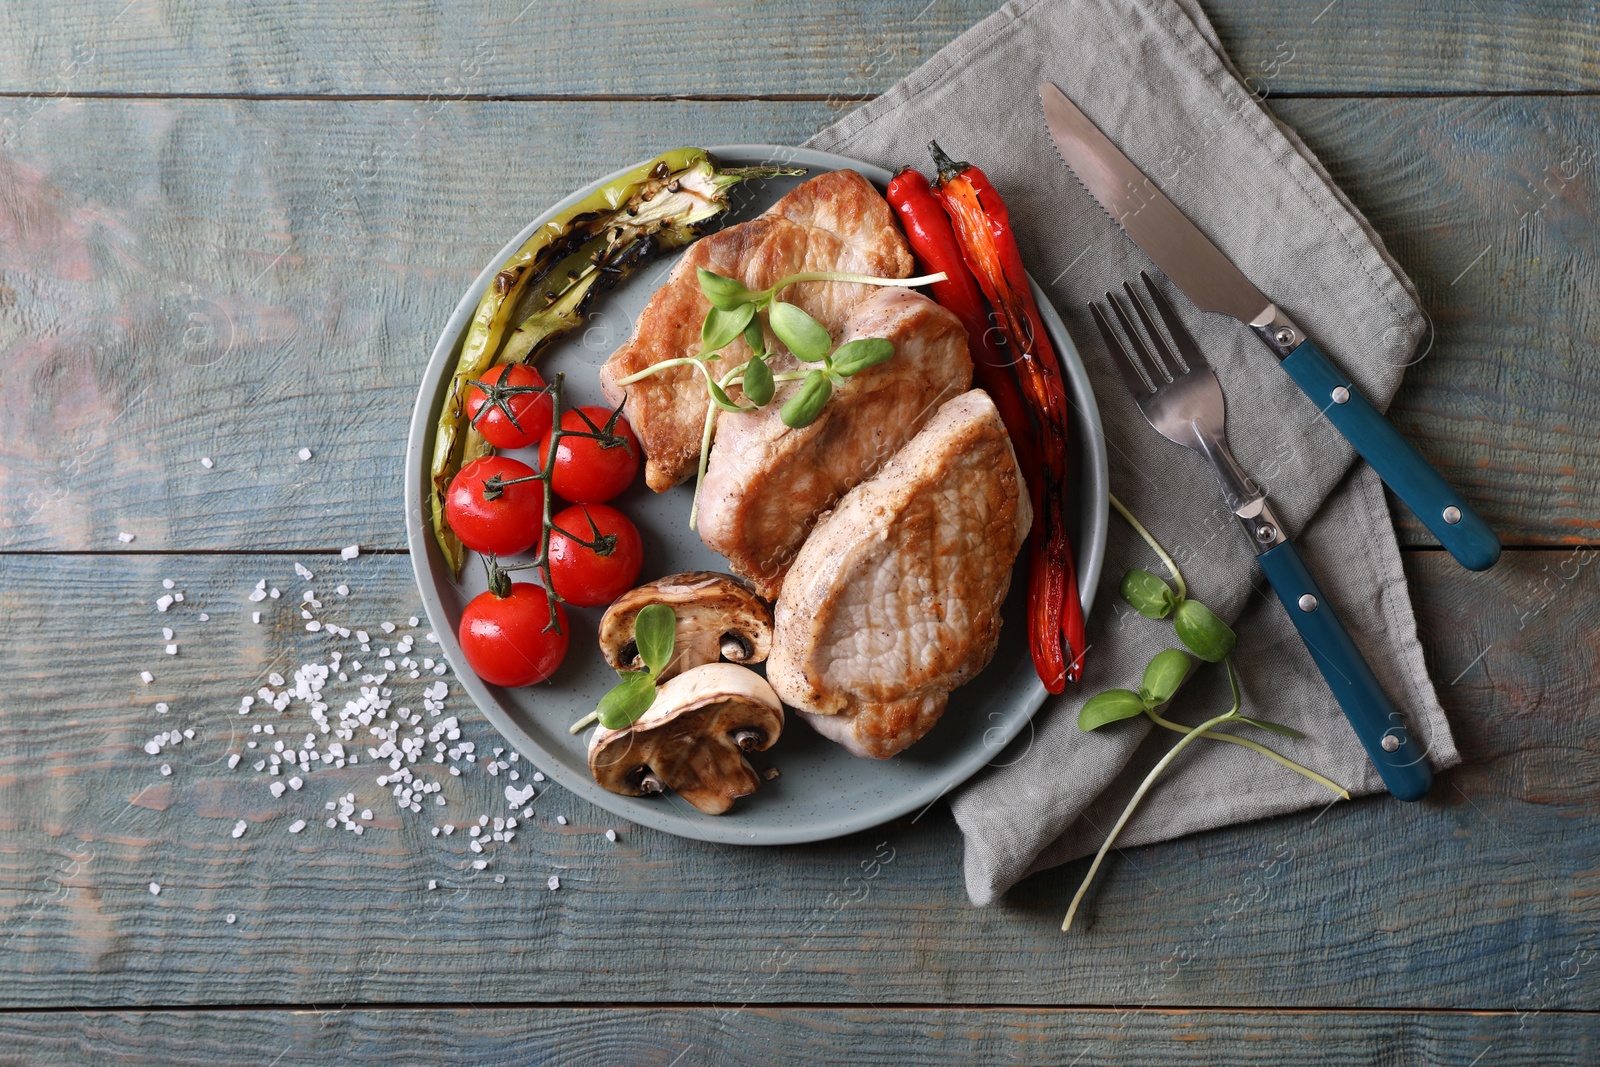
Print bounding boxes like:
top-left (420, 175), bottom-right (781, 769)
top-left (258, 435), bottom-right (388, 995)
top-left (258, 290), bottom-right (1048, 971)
top-left (1039, 81), bottom-right (1500, 572)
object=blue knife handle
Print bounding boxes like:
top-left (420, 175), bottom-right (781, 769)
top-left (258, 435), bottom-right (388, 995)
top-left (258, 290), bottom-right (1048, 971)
top-left (1280, 339), bottom-right (1500, 571)
top-left (1256, 538), bottom-right (1433, 801)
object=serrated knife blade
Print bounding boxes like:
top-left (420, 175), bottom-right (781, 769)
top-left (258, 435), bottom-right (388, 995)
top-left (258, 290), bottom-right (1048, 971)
top-left (1038, 80), bottom-right (1502, 572)
top-left (1039, 81), bottom-right (1273, 326)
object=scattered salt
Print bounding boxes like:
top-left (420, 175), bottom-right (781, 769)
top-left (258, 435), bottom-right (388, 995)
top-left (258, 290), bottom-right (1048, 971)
top-left (149, 882), bottom-right (161, 896)
top-left (200, 456), bottom-right (213, 469)
top-left (297, 447), bottom-right (312, 462)
top-left (547, 876), bottom-right (560, 891)
top-left (341, 544), bottom-right (360, 560)
top-left (118, 532), bottom-right (136, 543)
top-left (605, 829), bottom-right (617, 842)
top-left (226, 914), bottom-right (236, 924)
top-left (163, 579), bottom-right (175, 590)
top-left (231, 820), bottom-right (248, 838)
top-left (140, 671), bottom-right (153, 684)
top-left (289, 820), bottom-right (306, 833)
top-left (160, 764), bottom-right (172, 777)
top-left (157, 595), bottom-right (174, 612)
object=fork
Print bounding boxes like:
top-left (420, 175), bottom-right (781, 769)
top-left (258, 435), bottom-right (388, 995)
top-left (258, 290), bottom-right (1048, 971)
top-left (1091, 272), bottom-right (1432, 802)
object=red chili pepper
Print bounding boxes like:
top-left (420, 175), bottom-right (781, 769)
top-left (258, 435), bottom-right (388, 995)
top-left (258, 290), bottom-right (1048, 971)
top-left (929, 141), bottom-right (1086, 690)
top-left (888, 166), bottom-right (1063, 687)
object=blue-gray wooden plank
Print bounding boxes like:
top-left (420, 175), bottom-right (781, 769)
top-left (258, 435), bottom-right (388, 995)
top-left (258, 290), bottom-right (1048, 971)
top-left (0, 1), bottom-right (1596, 97)
top-left (0, 550), bottom-right (1591, 1009)
top-left (1, 98), bottom-right (1594, 552)
top-left (0, 1007), bottom-right (1593, 1065)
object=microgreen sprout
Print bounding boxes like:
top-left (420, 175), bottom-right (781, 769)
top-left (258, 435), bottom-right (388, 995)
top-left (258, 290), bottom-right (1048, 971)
top-left (569, 603), bottom-right (676, 734)
top-left (1064, 493), bottom-right (1349, 933)
top-left (613, 266), bottom-right (946, 527)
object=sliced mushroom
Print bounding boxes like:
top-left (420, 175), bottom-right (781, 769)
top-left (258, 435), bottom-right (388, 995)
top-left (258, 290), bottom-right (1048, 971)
top-left (598, 571), bottom-right (772, 682)
top-left (588, 662), bottom-right (783, 815)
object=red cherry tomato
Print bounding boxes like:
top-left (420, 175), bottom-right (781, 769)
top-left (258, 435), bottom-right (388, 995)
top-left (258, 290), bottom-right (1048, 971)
top-left (539, 406), bottom-right (640, 504)
top-left (465, 363), bottom-right (553, 450)
top-left (547, 504), bottom-right (644, 607)
top-left (458, 582), bottom-right (569, 686)
top-left (445, 455), bottom-right (544, 557)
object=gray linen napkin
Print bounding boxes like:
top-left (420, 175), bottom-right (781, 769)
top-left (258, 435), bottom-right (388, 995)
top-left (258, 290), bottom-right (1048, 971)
top-left (806, 0), bottom-right (1460, 905)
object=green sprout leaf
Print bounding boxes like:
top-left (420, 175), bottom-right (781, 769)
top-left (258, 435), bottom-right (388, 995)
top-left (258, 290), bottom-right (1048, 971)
top-left (830, 337), bottom-right (895, 377)
top-left (780, 368), bottom-right (833, 428)
top-left (1174, 599), bottom-right (1236, 662)
top-left (706, 377), bottom-right (747, 413)
top-left (741, 353), bottom-right (775, 406)
top-left (768, 301), bottom-right (832, 363)
top-left (595, 672), bottom-right (659, 730)
top-left (1235, 716), bottom-right (1306, 739)
top-left (702, 302), bottom-right (756, 354)
top-left (698, 268), bottom-right (755, 311)
top-left (1139, 649), bottom-right (1192, 708)
top-left (742, 316), bottom-right (765, 356)
top-left (1079, 688), bottom-right (1147, 731)
top-left (633, 603), bottom-right (676, 677)
top-left (1120, 568), bottom-right (1177, 619)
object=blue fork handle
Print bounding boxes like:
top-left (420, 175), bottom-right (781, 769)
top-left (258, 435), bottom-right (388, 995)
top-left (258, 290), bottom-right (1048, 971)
top-left (1256, 537), bottom-right (1434, 801)
top-left (1280, 339), bottom-right (1500, 572)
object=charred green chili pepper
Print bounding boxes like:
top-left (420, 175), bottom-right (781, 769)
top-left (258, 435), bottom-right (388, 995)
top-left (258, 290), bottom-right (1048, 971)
top-left (430, 149), bottom-right (802, 574)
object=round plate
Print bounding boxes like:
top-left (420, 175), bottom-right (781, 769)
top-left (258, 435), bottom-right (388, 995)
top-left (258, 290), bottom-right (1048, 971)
top-left (405, 146), bottom-right (1108, 845)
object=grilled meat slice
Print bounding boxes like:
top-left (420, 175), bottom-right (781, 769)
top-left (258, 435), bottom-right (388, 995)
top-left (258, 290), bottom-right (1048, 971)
top-left (697, 288), bottom-right (972, 598)
top-left (599, 169), bottom-right (914, 492)
top-left (766, 390), bottom-right (1032, 759)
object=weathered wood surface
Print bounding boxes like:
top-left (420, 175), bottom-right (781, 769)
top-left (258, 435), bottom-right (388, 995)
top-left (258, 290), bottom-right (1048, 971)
top-left (0, 549), bottom-right (1592, 1009)
top-left (0, 0), bottom-right (1597, 98)
top-left (1, 97), bottom-right (1595, 553)
top-left (0, 1007), bottom-right (1593, 1065)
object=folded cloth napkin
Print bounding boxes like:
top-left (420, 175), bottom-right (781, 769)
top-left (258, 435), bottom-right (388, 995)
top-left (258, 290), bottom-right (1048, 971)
top-left (806, 0), bottom-right (1460, 905)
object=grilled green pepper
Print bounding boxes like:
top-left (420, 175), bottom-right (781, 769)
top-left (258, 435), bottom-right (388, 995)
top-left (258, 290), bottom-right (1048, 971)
top-left (430, 149), bottom-right (802, 574)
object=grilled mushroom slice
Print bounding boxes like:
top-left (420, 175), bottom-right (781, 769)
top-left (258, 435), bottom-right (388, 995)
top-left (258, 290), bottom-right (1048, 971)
top-left (598, 572), bottom-right (772, 682)
top-left (587, 662), bottom-right (783, 815)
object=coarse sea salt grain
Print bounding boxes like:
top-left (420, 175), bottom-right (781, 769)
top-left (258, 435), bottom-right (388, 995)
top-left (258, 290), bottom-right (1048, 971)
top-left (118, 532), bottom-right (136, 543)
top-left (341, 544), bottom-right (360, 560)
top-left (605, 829), bottom-right (617, 842)
top-left (149, 882), bottom-right (161, 895)
top-left (140, 671), bottom-right (153, 684)
top-left (231, 819), bottom-right (248, 838)
top-left (547, 876), bottom-right (560, 891)
top-left (289, 819), bottom-right (306, 833)
top-left (227, 754), bottom-right (240, 769)
top-left (163, 579), bottom-right (176, 590)
top-left (157, 595), bottom-right (174, 612)
top-left (160, 764), bottom-right (172, 777)
top-left (200, 456), bottom-right (214, 469)
top-left (165, 643), bottom-right (178, 655)
top-left (337, 585), bottom-right (349, 596)
top-left (252, 612), bottom-right (261, 624)
top-left (297, 447), bottom-right (312, 462)
top-left (226, 914), bottom-right (236, 924)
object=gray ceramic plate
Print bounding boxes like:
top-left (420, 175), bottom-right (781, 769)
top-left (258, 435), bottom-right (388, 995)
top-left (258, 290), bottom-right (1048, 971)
top-left (405, 146), bottom-right (1108, 845)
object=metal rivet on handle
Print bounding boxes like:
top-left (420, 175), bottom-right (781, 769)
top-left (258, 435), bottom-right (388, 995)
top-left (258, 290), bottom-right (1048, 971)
top-left (1381, 734), bottom-right (1401, 753)
top-left (1274, 327), bottom-right (1296, 347)
top-left (1255, 523), bottom-right (1277, 543)
top-left (1297, 594), bottom-right (1318, 612)
top-left (1331, 386), bottom-right (1350, 405)
top-left (1443, 506), bottom-right (1462, 525)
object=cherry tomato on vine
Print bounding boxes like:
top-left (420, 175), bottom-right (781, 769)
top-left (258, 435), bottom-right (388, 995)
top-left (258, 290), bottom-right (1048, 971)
top-left (539, 405), bottom-right (640, 504)
top-left (465, 362), bottom-right (553, 450)
top-left (444, 455), bottom-right (544, 557)
top-left (458, 582), bottom-right (569, 686)
top-left (547, 503), bottom-right (644, 607)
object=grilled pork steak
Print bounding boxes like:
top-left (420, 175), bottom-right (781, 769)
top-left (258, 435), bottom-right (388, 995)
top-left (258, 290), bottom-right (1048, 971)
top-left (697, 288), bottom-right (972, 598)
top-left (766, 390), bottom-right (1032, 759)
top-left (599, 169), bottom-right (913, 491)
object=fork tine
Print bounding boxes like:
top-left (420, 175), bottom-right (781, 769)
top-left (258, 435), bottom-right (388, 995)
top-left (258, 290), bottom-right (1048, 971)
top-left (1090, 300), bottom-right (1155, 397)
top-left (1139, 271), bottom-right (1209, 371)
top-left (1122, 279), bottom-right (1185, 376)
top-left (1107, 291), bottom-right (1171, 385)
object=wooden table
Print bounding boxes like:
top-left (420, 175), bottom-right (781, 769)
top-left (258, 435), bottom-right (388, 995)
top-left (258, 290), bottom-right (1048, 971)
top-left (1, 1), bottom-right (1595, 1062)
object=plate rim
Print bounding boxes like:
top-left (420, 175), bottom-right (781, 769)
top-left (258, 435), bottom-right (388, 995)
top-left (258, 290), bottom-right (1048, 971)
top-left (404, 144), bottom-right (1109, 845)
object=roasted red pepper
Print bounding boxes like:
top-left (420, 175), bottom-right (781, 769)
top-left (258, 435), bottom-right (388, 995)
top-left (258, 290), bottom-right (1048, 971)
top-left (887, 166), bottom-right (1061, 688)
top-left (928, 141), bottom-right (1086, 690)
